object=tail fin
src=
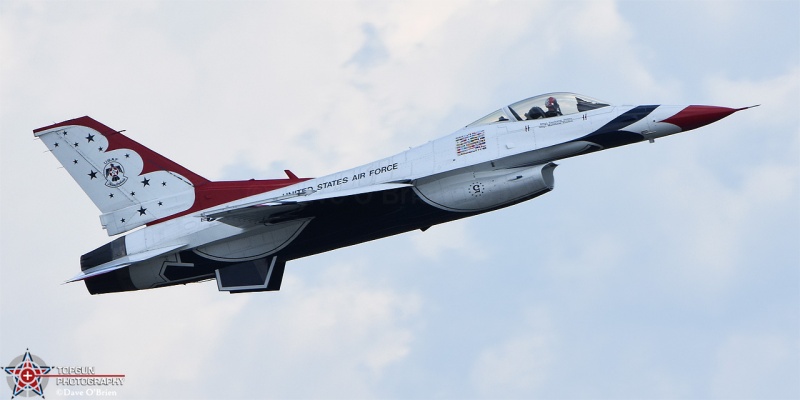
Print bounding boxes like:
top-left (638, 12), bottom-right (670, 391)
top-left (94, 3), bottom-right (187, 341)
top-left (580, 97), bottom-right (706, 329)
top-left (34, 117), bottom-right (209, 235)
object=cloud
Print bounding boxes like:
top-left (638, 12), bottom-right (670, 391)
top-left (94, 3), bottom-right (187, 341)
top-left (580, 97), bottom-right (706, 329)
top-left (409, 220), bottom-right (488, 261)
top-left (345, 23), bottom-right (389, 69)
top-left (711, 333), bottom-right (799, 399)
top-left (67, 285), bottom-right (250, 394)
top-left (202, 261), bottom-right (422, 399)
top-left (645, 160), bottom-right (797, 294)
top-left (471, 308), bottom-right (555, 398)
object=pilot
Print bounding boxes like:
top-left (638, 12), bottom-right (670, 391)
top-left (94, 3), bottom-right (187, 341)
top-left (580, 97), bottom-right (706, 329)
top-left (544, 97), bottom-right (562, 117)
top-left (525, 106), bottom-right (545, 120)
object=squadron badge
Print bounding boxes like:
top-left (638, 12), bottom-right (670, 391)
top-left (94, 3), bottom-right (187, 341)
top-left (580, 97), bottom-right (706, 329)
top-left (103, 158), bottom-right (128, 188)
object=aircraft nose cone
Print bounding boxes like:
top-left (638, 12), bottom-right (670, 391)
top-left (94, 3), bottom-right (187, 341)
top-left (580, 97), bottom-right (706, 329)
top-left (660, 105), bottom-right (745, 132)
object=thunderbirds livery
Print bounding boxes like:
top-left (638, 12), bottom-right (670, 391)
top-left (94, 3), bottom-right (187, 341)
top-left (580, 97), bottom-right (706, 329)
top-left (33, 93), bottom-right (753, 294)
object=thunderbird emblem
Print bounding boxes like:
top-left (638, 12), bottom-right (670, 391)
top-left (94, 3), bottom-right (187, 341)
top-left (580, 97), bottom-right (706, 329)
top-left (103, 159), bottom-right (127, 188)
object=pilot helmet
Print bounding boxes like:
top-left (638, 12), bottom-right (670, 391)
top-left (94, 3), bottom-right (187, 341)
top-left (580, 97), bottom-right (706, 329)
top-left (545, 96), bottom-right (558, 110)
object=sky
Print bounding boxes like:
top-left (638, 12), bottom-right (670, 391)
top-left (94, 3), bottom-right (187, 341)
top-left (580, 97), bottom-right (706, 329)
top-left (1, 1), bottom-right (798, 399)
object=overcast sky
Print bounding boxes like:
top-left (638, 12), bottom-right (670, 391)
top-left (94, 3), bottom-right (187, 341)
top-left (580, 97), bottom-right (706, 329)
top-left (1, 1), bottom-right (798, 399)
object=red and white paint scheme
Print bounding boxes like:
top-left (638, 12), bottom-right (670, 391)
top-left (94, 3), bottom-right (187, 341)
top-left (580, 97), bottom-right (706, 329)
top-left (33, 93), bottom-right (754, 294)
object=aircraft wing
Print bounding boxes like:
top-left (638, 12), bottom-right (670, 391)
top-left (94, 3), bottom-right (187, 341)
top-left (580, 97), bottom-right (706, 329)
top-left (204, 203), bottom-right (304, 228)
top-left (203, 182), bottom-right (413, 228)
top-left (64, 243), bottom-right (187, 283)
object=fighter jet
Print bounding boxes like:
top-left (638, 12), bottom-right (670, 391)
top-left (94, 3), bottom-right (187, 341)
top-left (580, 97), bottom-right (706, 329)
top-left (33, 92), bottom-right (754, 294)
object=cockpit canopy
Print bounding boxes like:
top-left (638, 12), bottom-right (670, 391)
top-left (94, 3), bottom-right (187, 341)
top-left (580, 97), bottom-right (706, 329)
top-left (467, 92), bottom-right (611, 127)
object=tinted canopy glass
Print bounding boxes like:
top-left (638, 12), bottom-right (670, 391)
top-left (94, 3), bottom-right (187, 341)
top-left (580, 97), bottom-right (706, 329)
top-left (467, 93), bottom-right (610, 127)
top-left (508, 93), bottom-right (610, 121)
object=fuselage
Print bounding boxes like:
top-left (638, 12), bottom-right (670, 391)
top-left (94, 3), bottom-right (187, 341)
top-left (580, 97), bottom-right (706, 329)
top-left (34, 92), bottom-right (749, 294)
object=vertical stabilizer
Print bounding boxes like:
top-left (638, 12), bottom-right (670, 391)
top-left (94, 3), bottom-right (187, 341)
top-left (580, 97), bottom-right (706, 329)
top-left (34, 117), bottom-right (209, 235)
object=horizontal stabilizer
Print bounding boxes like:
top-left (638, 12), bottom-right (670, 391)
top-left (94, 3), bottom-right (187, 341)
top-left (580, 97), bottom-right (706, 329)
top-left (65, 243), bottom-right (186, 283)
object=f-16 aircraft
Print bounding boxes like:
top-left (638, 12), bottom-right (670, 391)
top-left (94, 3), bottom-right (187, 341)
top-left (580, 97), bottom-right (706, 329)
top-left (34, 92), bottom-right (753, 294)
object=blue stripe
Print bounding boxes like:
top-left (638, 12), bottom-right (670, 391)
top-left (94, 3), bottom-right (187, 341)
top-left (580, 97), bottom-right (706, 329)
top-left (576, 105), bottom-right (659, 149)
top-left (593, 105), bottom-right (659, 135)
